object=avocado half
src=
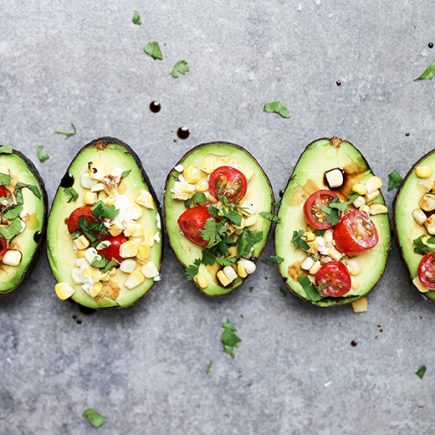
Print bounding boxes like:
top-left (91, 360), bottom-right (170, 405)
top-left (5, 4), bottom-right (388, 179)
top-left (0, 149), bottom-right (47, 294)
top-left (47, 137), bottom-right (163, 308)
top-left (394, 149), bottom-right (435, 301)
top-left (164, 141), bottom-right (274, 296)
top-left (275, 137), bottom-right (391, 307)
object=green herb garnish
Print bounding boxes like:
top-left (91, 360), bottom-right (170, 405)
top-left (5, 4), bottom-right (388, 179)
top-left (291, 229), bottom-right (310, 250)
top-left (221, 320), bottom-right (241, 358)
top-left (313, 229), bottom-right (326, 236)
top-left (120, 169), bottom-right (131, 179)
top-left (263, 101), bottom-right (290, 118)
top-left (413, 235), bottom-right (435, 255)
top-left (262, 255), bottom-right (284, 266)
top-left (387, 170), bottom-right (403, 191)
top-left (37, 145), bottom-right (49, 162)
top-left (91, 201), bottom-right (118, 220)
top-left (64, 187), bottom-right (78, 203)
top-left (144, 41), bottom-right (163, 60)
top-left (171, 60), bottom-right (190, 78)
top-left (206, 360), bottom-right (213, 374)
top-left (0, 219), bottom-right (22, 241)
top-left (260, 211), bottom-right (280, 223)
top-left (200, 218), bottom-right (228, 248)
top-left (415, 61), bottom-right (435, 81)
top-left (237, 229), bottom-right (263, 257)
top-left (54, 123), bottom-right (76, 138)
top-left (132, 10), bottom-right (141, 25)
top-left (82, 408), bottom-right (105, 429)
top-left (184, 192), bottom-right (207, 208)
top-left (416, 365), bottom-right (427, 379)
top-left (91, 255), bottom-right (118, 272)
top-left (319, 197), bottom-right (343, 226)
top-left (297, 275), bottom-right (323, 302)
top-left (0, 173), bottom-right (11, 186)
top-left (185, 259), bottom-right (201, 280)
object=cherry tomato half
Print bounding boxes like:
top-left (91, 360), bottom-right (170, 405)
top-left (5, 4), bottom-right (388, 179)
top-left (178, 206), bottom-right (213, 247)
top-left (315, 261), bottom-right (351, 297)
top-left (418, 253), bottom-right (435, 290)
top-left (208, 166), bottom-right (247, 203)
top-left (303, 190), bottom-right (339, 230)
top-left (333, 210), bottom-right (379, 255)
top-left (67, 205), bottom-right (98, 233)
top-left (99, 234), bottom-right (128, 263)
top-left (0, 185), bottom-right (9, 198)
top-left (0, 237), bottom-right (8, 260)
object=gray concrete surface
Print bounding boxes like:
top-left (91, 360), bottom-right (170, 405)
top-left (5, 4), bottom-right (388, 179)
top-left (0, 1), bottom-right (434, 434)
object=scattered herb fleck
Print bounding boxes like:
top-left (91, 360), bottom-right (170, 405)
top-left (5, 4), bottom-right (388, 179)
top-left (54, 123), bottom-right (76, 138)
top-left (416, 365), bottom-right (427, 379)
top-left (64, 187), bottom-right (78, 203)
top-left (82, 409), bottom-right (105, 429)
top-left (388, 170), bottom-right (403, 191)
top-left (262, 255), bottom-right (284, 266)
top-left (221, 320), bottom-right (241, 358)
top-left (413, 235), bottom-right (435, 255)
top-left (260, 211), bottom-right (280, 223)
top-left (171, 60), bottom-right (190, 78)
top-left (144, 41), bottom-right (163, 60)
top-left (132, 10), bottom-right (141, 25)
top-left (291, 229), bottom-right (309, 250)
top-left (415, 61), bottom-right (435, 81)
top-left (206, 360), bottom-right (213, 374)
top-left (263, 101), bottom-right (290, 118)
top-left (297, 275), bottom-right (323, 302)
top-left (37, 145), bottom-right (49, 162)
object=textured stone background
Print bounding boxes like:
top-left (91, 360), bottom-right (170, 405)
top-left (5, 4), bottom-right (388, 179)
top-left (0, 1), bottom-right (434, 434)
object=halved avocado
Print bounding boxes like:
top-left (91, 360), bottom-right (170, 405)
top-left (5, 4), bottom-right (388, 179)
top-left (47, 137), bottom-right (162, 309)
top-left (0, 149), bottom-right (47, 294)
top-left (394, 149), bottom-right (435, 300)
top-left (164, 142), bottom-right (274, 296)
top-left (275, 137), bottom-right (391, 307)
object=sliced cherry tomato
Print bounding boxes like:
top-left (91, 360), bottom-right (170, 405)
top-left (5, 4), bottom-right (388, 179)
top-left (333, 210), bottom-right (379, 255)
top-left (99, 234), bottom-right (128, 263)
top-left (0, 237), bottom-right (8, 260)
top-left (303, 190), bottom-right (339, 230)
top-left (418, 253), bottom-right (435, 290)
top-left (67, 205), bottom-right (98, 233)
top-left (178, 206), bottom-right (213, 247)
top-left (208, 166), bottom-right (247, 203)
top-left (315, 261), bottom-right (351, 297)
top-left (0, 185), bottom-right (9, 198)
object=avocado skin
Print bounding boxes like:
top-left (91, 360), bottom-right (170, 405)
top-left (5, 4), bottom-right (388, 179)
top-left (0, 149), bottom-right (48, 295)
top-left (275, 136), bottom-right (391, 307)
top-left (164, 141), bottom-right (275, 297)
top-left (47, 136), bottom-right (163, 308)
top-left (393, 149), bottom-right (435, 302)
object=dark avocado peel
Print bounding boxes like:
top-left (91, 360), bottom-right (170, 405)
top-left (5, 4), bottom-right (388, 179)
top-left (394, 149), bottom-right (435, 301)
top-left (275, 137), bottom-right (391, 307)
top-left (47, 137), bottom-right (163, 309)
top-left (0, 148), bottom-right (47, 294)
top-left (164, 141), bottom-right (274, 296)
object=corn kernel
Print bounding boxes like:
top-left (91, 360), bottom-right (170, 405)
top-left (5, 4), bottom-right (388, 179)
top-left (237, 262), bottom-right (248, 278)
top-left (352, 297), bottom-right (368, 313)
top-left (89, 282), bottom-right (103, 297)
top-left (135, 190), bottom-right (154, 209)
top-left (352, 183), bottom-right (367, 196)
top-left (84, 191), bottom-right (97, 205)
top-left (2, 250), bottom-right (22, 266)
top-left (365, 176), bottom-right (383, 194)
top-left (141, 261), bottom-right (159, 278)
top-left (142, 231), bottom-right (155, 247)
top-left (352, 195), bottom-right (366, 209)
top-left (351, 277), bottom-right (359, 290)
top-left (109, 225), bottom-right (123, 236)
top-left (360, 204), bottom-right (370, 215)
top-left (55, 282), bottom-right (75, 300)
top-left (136, 242), bottom-right (151, 263)
top-left (120, 259), bottom-right (137, 273)
top-left (194, 273), bottom-right (208, 289)
top-left (125, 271), bottom-right (145, 290)
top-left (304, 231), bottom-right (316, 242)
top-left (74, 235), bottom-right (90, 250)
top-left (104, 197), bottom-right (115, 206)
top-left (119, 240), bottom-right (139, 258)
top-left (243, 215), bottom-right (257, 227)
top-left (369, 203), bottom-right (388, 215)
top-left (217, 270), bottom-right (231, 287)
top-left (183, 166), bottom-right (202, 184)
top-left (238, 259), bottom-right (256, 274)
top-left (80, 172), bottom-right (97, 189)
top-left (199, 158), bottom-right (215, 174)
top-left (415, 165), bottom-right (432, 178)
top-left (365, 190), bottom-right (380, 203)
top-left (413, 208), bottom-right (427, 226)
top-left (346, 259), bottom-right (361, 275)
top-left (195, 180), bottom-right (209, 192)
top-left (309, 261), bottom-right (321, 275)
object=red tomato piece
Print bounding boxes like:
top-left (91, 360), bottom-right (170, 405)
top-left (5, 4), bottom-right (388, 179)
top-left (418, 253), bottom-right (435, 290)
top-left (333, 210), bottom-right (379, 255)
top-left (99, 234), bottom-right (128, 263)
top-left (208, 166), bottom-right (247, 203)
top-left (303, 190), bottom-right (339, 230)
top-left (67, 205), bottom-right (98, 233)
top-left (315, 260), bottom-right (351, 297)
top-left (0, 237), bottom-right (8, 260)
top-left (178, 206), bottom-right (213, 247)
top-left (0, 185), bottom-right (9, 198)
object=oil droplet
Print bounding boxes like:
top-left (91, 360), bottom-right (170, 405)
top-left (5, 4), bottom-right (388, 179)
top-left (336, 80), bottom-right (342, 87)
top-left (428, 42), bottom-right (434, 49)
top-left (60, 172), bottom-right (74, 188)
top-left (149, 101), bottom-right (161, 113)
top-left (177, 127), bottom-right (190, 140)
top-left (350, 340), bottom-right (357, 347)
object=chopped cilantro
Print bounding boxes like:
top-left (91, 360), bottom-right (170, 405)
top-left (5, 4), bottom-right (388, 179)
top-left (91, 201), bottom-right (118, 220)
top-left (82, 409), bottom-right (105, 429)
top-left (200, 218), bottom-right (227, 248)
top-left (413, 235), bottom-right (435, 255)
top-left (291, 229), bottom-right (309, 250)
top-left (37, 145), bottom-right (49, 162)
top-left (221, 320), bottom-right (241, 358)
top-left (237, 229), bottom-right (263, 257)
top-left (415, 61), bottom-right (435, 81)
top-left (64, 187), bottom-right (78, 203)
top-left (0, 145), bottom-right (13, 154)
top-left (0, 173), bottom-right (11, 186)
top-left (15, 182), bottom-right (41, 201)
top-left (185, 259), bottom-right (201, 280)
top-left (263, 101), bottom-right (290, 118)
top-left (297, 275), bottom-right (323, 302)
top-left (388, 170), bottom-right (403, 191)
top-left (313, 229), bottom-right (326, 236)
top-left (132, 10), bottom-right (141, 25)
top-left (216, 256), bottom-right (237, 267)
top-left (319, 197), bottom-right (342, 226)
top-left (260, 211), bottom-right (280, 223)
top-left (120, 169), bottom-right (131, 179)
top-left (0, 219), bottom-right (22, 241)
top-left (171, 60), bottom-right (190, 78)
top-left (91, 255), bottom-right (118, 272)
top-left (184, 192), bottom-right (207, 208)
top-left (206, 360), bottom-right (213, 374)
top-left (144, 41), bottom-right (163, 60)
top-left (262, 255), bottom-right (284, 266)
top-left (54, 123), bottom-right (76, 138)
top-left (222, 208), bottom-right (242, 226)
top-left (347, 192), bottom-right (360, 204)
top-left (416, 365), bottom-right (427, 379)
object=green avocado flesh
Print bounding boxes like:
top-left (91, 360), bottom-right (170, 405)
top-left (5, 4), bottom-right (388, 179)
top-left (0, 152), bottom-right (46, 293)
top-left (394, 150), bottom-right (435, 300)
top-left (164, 142), bottom-right (274, 296)
top-left (47, 140), bottom-right (162, 308)
top-left (275, 138), bottom-right (391, 307)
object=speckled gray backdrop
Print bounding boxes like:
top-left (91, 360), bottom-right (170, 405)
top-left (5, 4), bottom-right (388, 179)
top-left (0, 1), bottom-right (434, 434)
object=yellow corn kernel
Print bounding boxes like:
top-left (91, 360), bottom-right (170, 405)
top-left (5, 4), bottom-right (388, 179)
top-left (136, 242), bottom-right (150, 263)
top-left (124, 222), bottom-right (143, 238)
top-left (142, 231), bottom-right (155, 247)
top-left (243, 215), bottom-right (257, 227)
top-left (195, 180), bottom-right (209, 192)
top-left (413, 276), bottom-right (429, 293)
top-left (119, 240), bottom-right (139, 258)
top-left (365, 190), bottom-right (380, 203)
top-left (54, 282), bottom-right (75, 300)
top-left (74, 235), bottom-right (89, 250)
top-left (415, 165), bottom-right (432, 178)
top-left (82, 269), bottom-right (91, 278)
top-left (351, 277), bottom-right (359, 290)
top-left (369, 203), bottom-right (388, 215)
top-left (194, 273), bottom-right (208, 289)
top-left (183, 166), bottom-right (202, 184)
top-left (237, 262), bottom-right (248, 278)
top-left (84, 191), bottom-right (97, 205)
top-left (104, 197), bottom-right (115, 206)
top-left (125, 270), bottom-right (145, 290)
top-left (352, 297), bottom-right (368, 313)
top-left (135, 190), bottom-right (154, 209)
top-left (365, 176), bottom-right (383, 194)
top-left (76, 250), bottom-right (85, 258)
top-left (109, 225), bottom-right (123, 236)
top-left (89, 282), bottom-right (103, 297)
top-left (217, 270), bottom-right (231, 287)
top-left (352, 183), bottom-right (367, 196)
top-left (304, 231), bottom-right (316, 242)
top-left (360, 204), bottom-right (370, 215)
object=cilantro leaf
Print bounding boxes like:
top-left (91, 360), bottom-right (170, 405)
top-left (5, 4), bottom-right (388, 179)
top-left (263, 101), bottom-right (290, 118)
top-left (291, 229), bottom-right (309, 250)
top-left (184, 192), bottom-right (206, 208)
top-left (329, 201), bottom-right (348, 212)
top-left (82, 408), bottom-right (105, 429)
top-left (388, 170), bottom-right (403, 191)
top-left (206, 360), bottom-right (213, 374)
top-left (64, 187), bottom-right (78, 203)
top-left (413, 235), bottom-right (435, 255)
top-left (0, 145), bottom-right (13, 154)
top-left (223, 208), bottom-right (242, 226)
top-left (91, 255), bottom-right (118, 272)
top-left (319, 197), bottom-right (342, 226)
top-left (185, 259), bottom-right (201, 280)
top-left (0, 219), bottom-right (22, 241)
top-left (2, 204), bottom-right (23, 220)
top-left (171, 60), bottom-right (190, 78)
top-left (313, 229), bottom-right (326, 236)
top-left (37, 145), bottom-right (49, 162)
top-left (262, 255), bottom-right (284, 266)
top-left (221, 320), bottom-right (241, 358)
top-left (416, 365), bottom-right (427, 379)
top-left (121, 169), bottom-right (131, 179)
top-left (54, 123), bottom-right (76, 138)
top-left (237, 229), bottom-right (263, 257)
top-left (297, 275), bottom-right (323, 302)
top-left (144, 41), bottom-right (163, 60)
top-left (132, 10), bottom-right (141, 25)
top-left (260, 211), bottom-right (280, 223)
top-left (0, 173), bottom-right (11, 186)
top-left (415, 61), bottom-right (435, 81)
top-left (91, 201), bottom-right (118, 220)
top-left (347, 192), bottom-right (360, 204)
top-left (200, 218), bottom-right (227, 248)
top-left (15, 182), bottom-right (41, 201)
top-left (216, 256), bottom-right (237, 267)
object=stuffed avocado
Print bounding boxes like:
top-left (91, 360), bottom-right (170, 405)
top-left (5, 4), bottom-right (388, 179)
top-left (394, 150), bottom-right (435, 299)
top-left (164, 142), bottom-right (274, 296)
top-left (275, 137), bottom-right (391, 307)
top-left (47, 137), bottom-right (162, 309)
top-left (0, 147), bottom-right (47, 294)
